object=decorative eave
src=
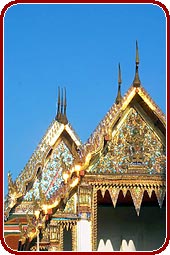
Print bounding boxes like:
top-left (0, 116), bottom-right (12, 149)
top-left (90, 181), bottom-right (166, 216)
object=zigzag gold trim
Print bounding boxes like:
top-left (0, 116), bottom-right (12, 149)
top-left (92, 188), bottom-right (97, 251)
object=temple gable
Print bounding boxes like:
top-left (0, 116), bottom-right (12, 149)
top-left (89, 108), bottom-right (165, 176)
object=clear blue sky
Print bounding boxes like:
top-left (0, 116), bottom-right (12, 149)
top-left (4, 3), bottom-right (166, 195)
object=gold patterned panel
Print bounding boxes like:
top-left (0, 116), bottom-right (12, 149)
top-left (64, 193), bottom-right (77, 214)
top-left (89, 108), bottom-right (165, 175)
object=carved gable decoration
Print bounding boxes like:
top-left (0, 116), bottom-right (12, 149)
top-left (89, 108), bottom-right (165, 175)
top-left (24, 141), bottom-right (74, 201)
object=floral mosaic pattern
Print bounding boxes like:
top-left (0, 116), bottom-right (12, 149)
top-left (24, 141), bottom-right (74, 201)
top-left (90, 108), bottom-right (165, 175)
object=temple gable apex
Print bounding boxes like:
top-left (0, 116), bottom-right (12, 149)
top-left (80, 85), bottom-right (166, 166)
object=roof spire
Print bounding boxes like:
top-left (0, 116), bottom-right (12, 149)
top-left (115, 63), bottom-right (122, 104)
top-left (133, 40), bottom-right (141, 87)
top-left (55, 87), bottom-right (61, 121)
top-left (63, 87), bottom-right (68, 124)
top-left (136, 40), bottom-right (139, 65)
top-left (61, 88), bottom-right (64, 115)
top-left (55, 86), bottom-right (68, 124)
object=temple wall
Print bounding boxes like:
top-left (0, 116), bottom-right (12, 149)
top-left (97, 205), bottom-right (166, 251)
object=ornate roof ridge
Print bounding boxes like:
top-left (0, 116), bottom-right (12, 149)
top-left (138, 86), bottom-right (166, 125)
top-left (81, 86), bottom-right (135, 156)
top-left (66, 122), bottom-right (82, 146)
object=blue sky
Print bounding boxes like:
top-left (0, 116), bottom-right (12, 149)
top-left (4, 3), bottom-right (166, 195)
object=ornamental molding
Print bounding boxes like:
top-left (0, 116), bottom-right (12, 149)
top-left (92, 184), bottom-right (166, 216)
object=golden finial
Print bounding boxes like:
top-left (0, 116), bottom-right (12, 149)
top-left (61, 87), bottom-right (64, 116)
top-left (63, 87), bottom-right (68, 124)
top-left (133, 40), bottom-right (141, 87)
top-left (55, 86), bottom-right (68, 124)
top-left (115, 63), bottom-right (122, 104)
top-left (118, 63), bottom-right (122, 85)
top-left (136, 40), bottom-right (139, 65)
top-left (64, 87), bottom-right (66, 113)
top-left (56, 87), bottom-right (61, 121)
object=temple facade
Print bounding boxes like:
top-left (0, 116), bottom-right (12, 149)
top-left (4, 43), bottom-right (166, 252)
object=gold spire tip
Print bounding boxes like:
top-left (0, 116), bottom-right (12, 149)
top-left (133, 40), bottom-right (141, 87)
top-left (115, 63), bottom-right (122, 104)
top-left (136, 40), bottom-right (139, 65)
top-left (118, 63), bottom-right (122, 85)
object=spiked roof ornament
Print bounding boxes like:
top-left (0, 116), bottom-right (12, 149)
top-left (55, 86), bottom-right (68, 124)
top-left (61, 87), bottom-right (64, 117)
top-left (115, 63), bottom-right (122, 104)
top-left (133, 40), bottom-right (141, 87)
top-left (63, 87), bottom-right (68, 124)
top-left (56, 87), bottom-right (61, 121)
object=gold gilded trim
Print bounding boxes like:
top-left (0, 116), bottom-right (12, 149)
top-left (92, 187), bottom-right (97, 251)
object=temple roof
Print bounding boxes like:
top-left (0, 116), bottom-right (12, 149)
top-left (78, 42), bottom-right (165, 167)
top-left (5, 43), bottom-right (166, 219)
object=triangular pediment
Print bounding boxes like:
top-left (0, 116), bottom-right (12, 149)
top-left (88, 107), bottom-right (165, 175)
top-left (15, 121), bottom-right (81, 196)
top-left (5, 119), bottom-right (82, 216)
top-left (81, 85), bottom-right (166, 167)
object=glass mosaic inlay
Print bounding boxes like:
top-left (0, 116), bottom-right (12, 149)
top-left (24, 141), bottom-right (74, 201)
top-left (90, 108), bottom-right (165, 175)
